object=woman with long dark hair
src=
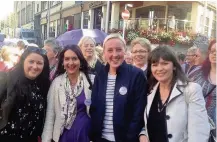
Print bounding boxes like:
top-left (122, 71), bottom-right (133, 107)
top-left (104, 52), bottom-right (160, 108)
top-left (139, 45), bottom-right (210, 142)
top-left (42, 45), bottom-right (92, 142)
top-left (0, 46), bottom-right (50, 142)
top-left (191, 40), bottom-right (216, 141)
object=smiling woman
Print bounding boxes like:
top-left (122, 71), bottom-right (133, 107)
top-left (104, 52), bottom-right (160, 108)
top-left (0, 46), bottom-right (50, 142)
top-left (140, 45), bottom-right (210, 142)
top-left (42, 45), bottom-right (93, 142)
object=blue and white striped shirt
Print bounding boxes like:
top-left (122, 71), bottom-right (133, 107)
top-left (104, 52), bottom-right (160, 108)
top-left (102, 74), bottom-right (116, 141)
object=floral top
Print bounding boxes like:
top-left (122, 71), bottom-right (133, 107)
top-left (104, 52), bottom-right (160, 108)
top-left (0, 80), bottom-right (46, 139)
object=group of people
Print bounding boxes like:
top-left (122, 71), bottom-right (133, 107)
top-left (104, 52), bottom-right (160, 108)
top-left (0, 33), bottom-right (216, 142)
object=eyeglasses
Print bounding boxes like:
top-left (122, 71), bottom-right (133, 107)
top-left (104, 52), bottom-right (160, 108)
top-left (186, 54), bottom-right (195, 57)
top-left (131, 50), bottom-right (148, 54)
top-left (209, 50), bottom-right (216, 55)
top-left (26, 46), bottom-right (47, 55)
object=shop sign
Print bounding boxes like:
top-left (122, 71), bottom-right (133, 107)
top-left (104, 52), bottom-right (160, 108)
top-left (89, 1), bottom-right (106, 9)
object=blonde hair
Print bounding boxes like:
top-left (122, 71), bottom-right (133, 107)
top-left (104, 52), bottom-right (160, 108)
top-left (131, 37), bottom-right (151, 52)
top-left (103, 33), bottom-right (126, 50)
top-left (78, 36), bottom-right (98, 67)
top-left (0, 46), bottom-right (20, 61)
top-left (78, 36), bottom-right (96, 48)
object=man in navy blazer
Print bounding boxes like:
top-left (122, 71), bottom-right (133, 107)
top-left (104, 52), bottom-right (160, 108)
top-left (90, 34), bottom-right (147, 142)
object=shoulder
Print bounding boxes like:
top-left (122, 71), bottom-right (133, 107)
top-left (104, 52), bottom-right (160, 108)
top-left (0, 72), bottom-right (7, 86)
top-left (51, 74), bottom-right (65, 85)
top-left (186, 82), bottom-right (202, 90)
top-left (184, 82), bottom-right (203, 97)
top-left (125, 63), bottom-right (144, 75)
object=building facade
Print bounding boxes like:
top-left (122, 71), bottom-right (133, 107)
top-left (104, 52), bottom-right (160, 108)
top-left (14, 1), bottom-right (216, 42)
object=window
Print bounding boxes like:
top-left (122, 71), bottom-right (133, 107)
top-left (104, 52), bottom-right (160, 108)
top-left (26, 5), bottom-right (32, 23)
top-left (17, 12), bottom-right (20, 27)
top-left (37, 4), bottom-right (39, 12)
top-left (83, 11), bottom-right (89, 29)
top-left (57, 20), bottom-right (61, 36)
top-left (206, 17), bottom-right (209, 26)
top-left (211, 20), bottom-right (216, 38)
top-left (75, 1), bottom-right (82, 4)
top-left (74, 13), bottom-right (81, 29)
top-left (50, 1), bottom-right (54, 6)
top-left (21, 9), bottom-right (26, 25)
top-left (22, 32), bottom-right (34, 38)
top-left (42, 1), bottom-right (48, 11)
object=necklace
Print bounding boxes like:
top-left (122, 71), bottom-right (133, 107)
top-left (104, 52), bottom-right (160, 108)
top-left (158, 100), bottom-right (169, 112)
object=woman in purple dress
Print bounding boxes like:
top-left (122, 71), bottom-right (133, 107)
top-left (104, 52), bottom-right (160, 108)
top-left (42, 45), bottom-right (92, 142)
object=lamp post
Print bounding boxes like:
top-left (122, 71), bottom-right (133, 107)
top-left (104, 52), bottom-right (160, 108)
top-left (105, 1), bottom-right (110, 33)
top-left (80, 2), bottom-right (84, 29)
top-left (47, 1), bottom-right (50, 39)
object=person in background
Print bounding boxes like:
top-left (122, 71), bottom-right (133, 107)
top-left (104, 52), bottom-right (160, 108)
top-left (177, 52), bottom-right (186, 65)
top-left (124, 50), bottom-right (133, 64)
top-left (139, 45), bottom-right (210, 142)
top-left (0, 46), bottom-right (50, 142)
top-left (181, 46), bottom-right (200, 78)
top-left (95, 45), bottom-right (105, 65)
top-left (42, 45), bottom-right (92, 142)
top-left (78, 36), bottom-right (104, 83)
top-left (0, 46), bottom-right (20, 71)
top-left (186, 47), bottom-right (208, 80)
top-left (17, 40), bottom-right (27, 54)
top-left (43, 38), bottom-right (62, 81)
top-left (90, 34), bottom-right (147, 142)
top-left (194, 46), bottom-right (208, 66)
top-left (191, 40), bottom-right (216, 141)
top-left (131, 37), bottom-right (151, 76)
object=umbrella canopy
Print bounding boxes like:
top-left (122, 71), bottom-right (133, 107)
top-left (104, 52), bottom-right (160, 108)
top-left (56, 29), bottom-right (107, 47)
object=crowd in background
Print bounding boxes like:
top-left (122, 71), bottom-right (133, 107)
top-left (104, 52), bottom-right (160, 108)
top-left (0, 34), bottom-right (216, 142)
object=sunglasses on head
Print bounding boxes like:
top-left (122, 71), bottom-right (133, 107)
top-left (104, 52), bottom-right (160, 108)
top-left (26, 46), bottom-right (47, 55)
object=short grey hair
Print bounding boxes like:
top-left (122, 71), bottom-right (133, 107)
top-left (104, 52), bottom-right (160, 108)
top-left (187, 46), bottom-right (197, 54)
top-left (103, 33), bottom-right (126, 50)
top-left (131, 37), bottom-right (151, 52)
top-left (44, 38), bottom-right (62, 54)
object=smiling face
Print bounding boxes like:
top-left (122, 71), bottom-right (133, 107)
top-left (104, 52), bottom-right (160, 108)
top-left (132, 43), bottom-right (149, 67)
top-left (103, 38), bottom-right (125, 70)
top-left (43, 44), bottom-right (56, 62)
top-left (209, 43), bottom-right (216, 64)
top-left (24, 53), bottom-right (44, 80)
top-left (63, 49), bottom-right (80, 76)
top-left (80, 39), bottom-right (95, 59)
top-left (151, 58), bottom-right (174, 84)
top-left (186, 50), bottom-right (196, 64)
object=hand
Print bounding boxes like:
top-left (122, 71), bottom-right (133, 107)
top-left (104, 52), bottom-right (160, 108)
top-left (139, 135), bottom-right (148, 142)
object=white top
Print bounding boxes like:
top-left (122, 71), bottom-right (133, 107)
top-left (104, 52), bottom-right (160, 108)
top-left (102, 74), bottom-right (116, 141)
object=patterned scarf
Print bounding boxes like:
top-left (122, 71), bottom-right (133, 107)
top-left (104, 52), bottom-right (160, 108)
top-left (61, 72), bottom-right (84, 131)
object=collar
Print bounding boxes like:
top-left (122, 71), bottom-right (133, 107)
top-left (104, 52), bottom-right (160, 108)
top-left (146, 79), bottom-right (188, 117)
top-left (141, 64), bottom-right (147, 71)
top-left (104, 61), bottom-right (128, 75)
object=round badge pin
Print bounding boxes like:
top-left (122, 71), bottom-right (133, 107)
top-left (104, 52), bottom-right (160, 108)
top-left (119, 86), bottom-right (127, 95)
top-left (84, 99), bottom-right (92, 106)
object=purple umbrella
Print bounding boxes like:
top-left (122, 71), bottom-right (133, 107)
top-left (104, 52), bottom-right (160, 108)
top-left (56, 29), bottom-right (107, 47)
